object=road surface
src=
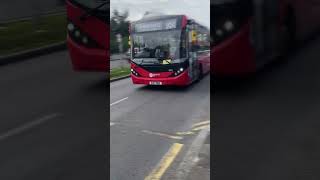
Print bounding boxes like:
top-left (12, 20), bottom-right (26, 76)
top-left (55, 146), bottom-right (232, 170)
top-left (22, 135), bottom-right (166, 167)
top-left (0, 51), bottom-right (107, 180)
top-left (213, 35), bottom-right (320, 179)
top-left (110, 76), bottom-right (210, 179)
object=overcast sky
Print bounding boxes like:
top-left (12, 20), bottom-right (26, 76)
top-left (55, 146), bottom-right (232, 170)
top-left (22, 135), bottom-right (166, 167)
top-left (110, 0), bottom-right (210, 28)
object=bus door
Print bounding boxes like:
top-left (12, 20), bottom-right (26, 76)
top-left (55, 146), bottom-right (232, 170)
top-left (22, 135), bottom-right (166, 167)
top-left (187, 25), bottom-right (199, 81)
top-left (252, 0), bottom-right (280, 66)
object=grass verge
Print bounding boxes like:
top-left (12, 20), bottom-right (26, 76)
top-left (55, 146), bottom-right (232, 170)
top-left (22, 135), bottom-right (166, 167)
top-left (110, 67), bottom-right (131, 80)
top-left (0, 14), bottom-right (66, 56)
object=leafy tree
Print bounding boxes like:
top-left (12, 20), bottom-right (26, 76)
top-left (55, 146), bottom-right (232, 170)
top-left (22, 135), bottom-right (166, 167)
top-left (110, 9), bottom-right (130, 54)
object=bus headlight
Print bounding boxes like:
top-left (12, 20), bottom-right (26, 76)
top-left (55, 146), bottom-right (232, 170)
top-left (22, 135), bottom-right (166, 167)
top-left (216, 29), bottom-right (223, 37)
top-left (67, 20), bottom-right (103, 49)
top-left (74, 30), bottom-right (81, 38)
top-left (224, 20), bottom-right (234, 31)
top-left (131, 69), bottom-right (140, 76)
top-left (67, 23), bottom-right (75, 32)
top-left (170, 67), bottom-right (185, 77)
top-left (212, 1), bottom-right (252, 46)
top-left (82, 36), bottom-right (88, 44)
top-left (67, 20), bottom-right (101, 49)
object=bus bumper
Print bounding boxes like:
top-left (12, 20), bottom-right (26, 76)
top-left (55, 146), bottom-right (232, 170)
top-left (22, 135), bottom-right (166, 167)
top-left (131, 71), bottom-right (191, 86)
top-left (67, 36), bottom-right (108, 72)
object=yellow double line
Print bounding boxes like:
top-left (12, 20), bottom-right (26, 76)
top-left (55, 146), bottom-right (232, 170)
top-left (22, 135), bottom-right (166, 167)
top-left (145, 143), bottom-right (184, 180)
top-left (144, 120), bottom-right (210, 180)
top-left (176, 120), bottom-right (210, 136)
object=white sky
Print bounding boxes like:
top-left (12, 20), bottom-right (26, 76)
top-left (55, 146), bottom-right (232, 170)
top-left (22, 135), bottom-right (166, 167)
top-left (110, 0), bottom-right (210, 28)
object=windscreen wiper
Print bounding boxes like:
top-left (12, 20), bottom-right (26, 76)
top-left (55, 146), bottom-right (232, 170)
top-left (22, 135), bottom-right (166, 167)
top-left (79, 1), bottom-right (108, 21)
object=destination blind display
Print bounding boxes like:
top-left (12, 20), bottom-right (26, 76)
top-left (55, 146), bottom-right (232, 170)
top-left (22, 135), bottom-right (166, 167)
top-left (134, 18), bottom-right (178, 32)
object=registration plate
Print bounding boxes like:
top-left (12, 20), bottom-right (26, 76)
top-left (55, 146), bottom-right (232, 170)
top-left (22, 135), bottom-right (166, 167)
top-left (149, 81), bottom-right (162, 85)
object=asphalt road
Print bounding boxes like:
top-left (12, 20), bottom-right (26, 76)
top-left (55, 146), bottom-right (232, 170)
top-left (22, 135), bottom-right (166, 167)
top-left (213, 35), bottom-right (320, 179)
top-left (110, 76), bottom-right (210, 179)
top-left (0, 51), bottom-right (107, 180)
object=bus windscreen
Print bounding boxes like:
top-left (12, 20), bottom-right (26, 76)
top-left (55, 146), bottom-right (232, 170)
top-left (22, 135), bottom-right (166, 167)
top-left (132, 30), bottom-right (182, 62)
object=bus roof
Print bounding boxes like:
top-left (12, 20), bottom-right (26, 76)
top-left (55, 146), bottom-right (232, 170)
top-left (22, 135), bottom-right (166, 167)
top-left (135, 14), bottom-right (185, 23)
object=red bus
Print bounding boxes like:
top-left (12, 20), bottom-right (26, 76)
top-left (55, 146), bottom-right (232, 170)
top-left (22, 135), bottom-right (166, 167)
top-left (66, 0), bottom-right (109, 72)
top-left (129, 14), bottom-right (210, 86)
top-left (212, 0), bottom-right (320, 76)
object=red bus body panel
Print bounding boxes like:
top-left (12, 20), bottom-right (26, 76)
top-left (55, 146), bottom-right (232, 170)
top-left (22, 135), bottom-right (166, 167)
top-left (66, 1), bottom-right (109, 72)
top-left (212, 0), bottom-right (320, 76)
top-left (212, 22), bottom-right (255, 76)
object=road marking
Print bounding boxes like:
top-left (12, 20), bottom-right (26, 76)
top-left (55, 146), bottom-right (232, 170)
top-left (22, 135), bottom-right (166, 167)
top-left (176, 131), bottom-right (195, 136)
top-left (192, 120), bottom-right (210, 128)
top-left (175, 120), bottom-right (210, 136)
top-left (173, 126), bottom-right (210, 180)
top-left (141, 130), bottom-right (183, 140)
top-left (145, 143), bottom-right (184, 180)
top-left (110, 122), bottom-right (115, 126)
top-left (0, 113), bottom-right (61, 141)
top-left (110, 83), bottom-right (119, 88)
top-left (110, 97), bottom-right (128, 106)
top-left (192, 124), bottom-right (210, 131)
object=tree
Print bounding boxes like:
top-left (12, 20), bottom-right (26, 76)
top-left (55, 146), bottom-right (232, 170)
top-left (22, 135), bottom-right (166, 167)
top-left (110, 9), bottom-right (130, 54)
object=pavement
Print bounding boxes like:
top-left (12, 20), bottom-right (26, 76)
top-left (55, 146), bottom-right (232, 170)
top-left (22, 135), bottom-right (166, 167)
top-left (0, 50), bottom-right (107, 180)
top-left (213, 35), bottom-right (320, 179)
top-left (110, 75), bottom-right (210, 180)
top-left (186, 133), bottom-right (210, 180)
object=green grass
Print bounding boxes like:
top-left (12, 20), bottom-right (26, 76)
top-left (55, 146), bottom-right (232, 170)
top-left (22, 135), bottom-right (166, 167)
top-left (0, 14), bottom-right (67, 56)
top-left (110, 67), bottom-right (131, 79)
